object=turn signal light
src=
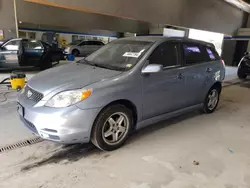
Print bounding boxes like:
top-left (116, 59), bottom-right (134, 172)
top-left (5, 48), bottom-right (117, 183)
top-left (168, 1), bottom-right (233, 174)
top-left (220, 59), bottom-right (225, 67)
top-left (81, 89), bottom-right (92, 100)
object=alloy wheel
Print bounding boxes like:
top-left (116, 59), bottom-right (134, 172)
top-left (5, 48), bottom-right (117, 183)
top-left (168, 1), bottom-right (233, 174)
top-left (102, 112), bottom-right (129, 145)
top-left (207, 89), bottom-right (219, 111)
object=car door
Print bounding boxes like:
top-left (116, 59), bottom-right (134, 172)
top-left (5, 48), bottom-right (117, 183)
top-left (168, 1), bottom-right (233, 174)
top-left (22, 40), bottom-right (44, 66)
top-left (82, 41), bottom-right (99, 56)
top-left (43, 41), bottom-right (62, 62)
top-left (90, 41), bottom-right (104, 53)
top-left (0, 39), bottom-right (20, 68)
top-left (180, 42), bottom-right (216, 105)
top-left (78, 41), bottom-right (89, 56)
top-left (142, 41), bottom-right (187, 120)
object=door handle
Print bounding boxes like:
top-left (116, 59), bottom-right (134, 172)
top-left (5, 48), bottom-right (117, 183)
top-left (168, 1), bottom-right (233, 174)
top-left (177, 73), bottom-right (183, 79)
top-left (206, 68), bottom-right (212, 73)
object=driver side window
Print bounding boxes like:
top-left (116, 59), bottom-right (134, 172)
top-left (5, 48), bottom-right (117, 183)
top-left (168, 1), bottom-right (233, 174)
top-left (23, 40), bottom-right (44, 50)
top-left (3, 40), bottom-right (20, 51)
top-left (148, 42), bottom-right (179, 68)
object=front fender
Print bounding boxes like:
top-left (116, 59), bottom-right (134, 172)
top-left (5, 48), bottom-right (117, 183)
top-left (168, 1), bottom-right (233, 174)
top-left (76, 77), bottom-right (143, 120)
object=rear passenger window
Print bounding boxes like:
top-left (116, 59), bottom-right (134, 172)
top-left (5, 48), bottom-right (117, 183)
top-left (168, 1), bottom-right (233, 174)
top-left (88, 41), bottom-right (104, 45)
top-left (95, 41), bottom-right (104, 46)
top-left (183, 43), bottom-right (209, 65)
top-left (149, 42), bottom-right (179, 68)
top-left (88, 41), bottom-right (96, 45)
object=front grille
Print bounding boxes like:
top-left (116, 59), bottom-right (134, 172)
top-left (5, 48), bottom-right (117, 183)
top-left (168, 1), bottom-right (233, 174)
top-left (25, 86), bottom-right (43, 102)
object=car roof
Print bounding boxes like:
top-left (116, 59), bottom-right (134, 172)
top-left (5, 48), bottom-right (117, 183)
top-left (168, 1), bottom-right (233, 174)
top-left (118, 36), bottom-right (215, 48)
top-left (69, 40), bottom-right (104, 45)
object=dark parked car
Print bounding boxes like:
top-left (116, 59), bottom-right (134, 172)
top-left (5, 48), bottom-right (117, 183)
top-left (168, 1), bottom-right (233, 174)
top-left (238, 52), bottom-right (250, 79)
top-left (0, 38), bottom-right (64, 70)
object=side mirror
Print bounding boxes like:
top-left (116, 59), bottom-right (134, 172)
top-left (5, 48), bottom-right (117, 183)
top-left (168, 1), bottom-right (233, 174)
top-left (142, 64), bottom-right (163, 74)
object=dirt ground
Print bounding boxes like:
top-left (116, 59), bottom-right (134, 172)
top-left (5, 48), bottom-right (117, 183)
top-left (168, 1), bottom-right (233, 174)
top-left (1, 83), bottom-right (250, 188)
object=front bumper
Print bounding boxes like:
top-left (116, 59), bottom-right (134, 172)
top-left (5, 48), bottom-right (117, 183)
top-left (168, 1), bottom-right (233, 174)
top-left (18, 94), bottom-right (102, 144)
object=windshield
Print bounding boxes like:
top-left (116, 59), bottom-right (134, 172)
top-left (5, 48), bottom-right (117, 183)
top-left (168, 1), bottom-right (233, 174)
top-left (69, 40), bottom-right (82, 45)
top-left (82, 40), bottom-right (153, 71)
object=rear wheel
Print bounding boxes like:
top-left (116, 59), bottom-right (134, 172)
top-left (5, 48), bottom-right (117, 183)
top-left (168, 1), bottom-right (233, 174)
top-left (203, 87), bottom-right (220, 113)
top-left (91, 105), bottom-right (133, 151)
top-left (72, 49), bottom-right (80, 57)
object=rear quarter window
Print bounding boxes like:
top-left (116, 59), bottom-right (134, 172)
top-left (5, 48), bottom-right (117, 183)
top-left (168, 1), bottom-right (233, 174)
top-left (205, 47), bottom-right (220, 61)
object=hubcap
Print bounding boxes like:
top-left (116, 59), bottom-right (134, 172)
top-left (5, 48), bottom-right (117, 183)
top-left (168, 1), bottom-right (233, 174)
top-left (207, 89), bottom-right (219, 110)
top-left (102, 112), bottom-right (129, 145)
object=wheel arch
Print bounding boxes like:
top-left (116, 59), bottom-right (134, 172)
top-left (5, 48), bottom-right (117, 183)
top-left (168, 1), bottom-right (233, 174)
top-left (72, 48), bottom-right (80, 54)
top-left (92, 99), bottom-right (138, 131)
top-left (211, 81), bottom-right (222, 94)
top-left (90, 99), bottom-right (138, 150)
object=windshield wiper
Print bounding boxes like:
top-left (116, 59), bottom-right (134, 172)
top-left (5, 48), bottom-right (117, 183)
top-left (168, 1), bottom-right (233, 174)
top-left (93, 64), bottom-right (125, 71)
top-left (78, 59), bottom-right (95, 66)
top-left (92, 64), bottom-right (111, 69)
top-left (78, 59), bottom-right (125, 71)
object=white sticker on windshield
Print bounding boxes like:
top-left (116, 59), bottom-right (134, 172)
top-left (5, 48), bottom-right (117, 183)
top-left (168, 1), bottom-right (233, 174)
top-left (123, 49), bottom-right (145, 58)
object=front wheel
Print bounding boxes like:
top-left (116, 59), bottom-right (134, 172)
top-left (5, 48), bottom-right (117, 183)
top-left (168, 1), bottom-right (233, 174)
top-left (72, 49), bottom-right (80, 57)
top-left (91, 105), bottom-right (133, 151)
top-left (203, 87), bottom-right (220, 113)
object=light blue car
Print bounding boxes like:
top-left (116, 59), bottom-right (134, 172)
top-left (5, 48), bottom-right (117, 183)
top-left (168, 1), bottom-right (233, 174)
top-left (17, 36), bottom-right (225, 151)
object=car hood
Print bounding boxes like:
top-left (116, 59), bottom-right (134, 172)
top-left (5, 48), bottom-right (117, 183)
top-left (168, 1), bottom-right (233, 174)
top-left (28, 63), bottom-right (122, 96)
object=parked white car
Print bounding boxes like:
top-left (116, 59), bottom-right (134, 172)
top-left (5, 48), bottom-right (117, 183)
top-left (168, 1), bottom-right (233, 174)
top-left (64, 40), bottom-right (104, 57)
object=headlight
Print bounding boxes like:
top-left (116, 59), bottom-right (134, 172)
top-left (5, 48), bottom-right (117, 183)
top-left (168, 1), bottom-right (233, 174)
top-left (64, 47), bottom-right (71, 53)
top-left (46, 89), bottom-right (92, 108)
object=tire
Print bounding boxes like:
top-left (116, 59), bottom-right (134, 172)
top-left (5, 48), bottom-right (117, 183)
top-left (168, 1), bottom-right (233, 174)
top-left (91, 104), bottom-right (133, 151)
top-left (203, 87), bottom-right (220, 114)
top-left (237, 70), bottom-right (247, 80)
top-left (72, 49), bottom-right (80, 57)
